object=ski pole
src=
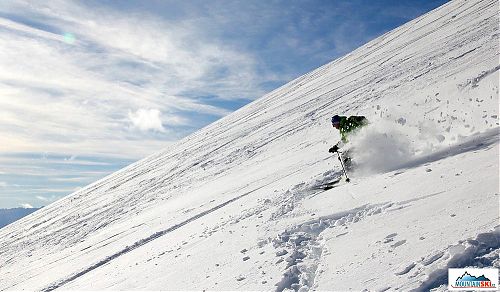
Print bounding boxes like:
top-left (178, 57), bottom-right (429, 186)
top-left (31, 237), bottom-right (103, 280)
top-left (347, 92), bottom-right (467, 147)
top-left (336, 151), bottom-right (350, 182)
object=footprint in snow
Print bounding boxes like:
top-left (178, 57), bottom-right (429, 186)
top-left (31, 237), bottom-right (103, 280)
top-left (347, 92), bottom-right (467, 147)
top-left (421, 251), bottom-right (444, 266)
top-left (395, 262), bottom-right (416, 275)
top-left (383, 233), bottom-right (397, 243)
top-left (276, 250), bottom-right (288, 257)
top-left (391, 240), bottom-right (407, 248)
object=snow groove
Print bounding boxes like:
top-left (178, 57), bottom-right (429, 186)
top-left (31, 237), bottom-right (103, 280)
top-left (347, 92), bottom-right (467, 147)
top-left (273, 203), bottom-right (393, 291)
top-left (40, 189), bottom-right (259, 292)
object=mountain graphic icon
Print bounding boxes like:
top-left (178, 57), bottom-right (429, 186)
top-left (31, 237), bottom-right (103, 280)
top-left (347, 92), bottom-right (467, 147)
top-left (456, 271), bottom-right (491, 282)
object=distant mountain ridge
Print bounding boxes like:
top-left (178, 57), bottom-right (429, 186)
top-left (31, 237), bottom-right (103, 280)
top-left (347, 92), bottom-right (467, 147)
top-left (0, 208), bottom-right (41, 229)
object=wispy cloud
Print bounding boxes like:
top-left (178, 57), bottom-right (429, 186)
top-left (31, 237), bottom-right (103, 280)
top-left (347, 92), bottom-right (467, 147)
top-left (0, 0), bottom-right (264, 159)
top-left (0, 152), bottom-right (133, 208)
top-left (48, 177), bottom-right (90, 183)
top-left (35, 195), bottom-right (60, 202)
top-left (20, 203), bottom-right (34, 208)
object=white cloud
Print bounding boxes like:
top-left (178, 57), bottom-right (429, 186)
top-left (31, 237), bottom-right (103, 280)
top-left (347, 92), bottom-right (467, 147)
top-left (21, 203), bottom-right (34, 208)
top-left (35, 195), bottom-right (50, 202)
top-left (35, 195), bottom-right (60, 202)
top-left (19, 187), bottom-right (76, 194)
top-left (48, 177), bottom-right (88, 183)
top-left (64, 155), bottom-right (77, 161)
top-left (129, 109), bottom-right (165, 132)
top-left (0, 182), bottom-right (7, 187)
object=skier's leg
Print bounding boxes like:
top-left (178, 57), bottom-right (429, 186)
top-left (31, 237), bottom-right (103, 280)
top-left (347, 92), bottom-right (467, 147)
top-left (344, 156), bottom-right (352, 171)
top-left (342, 149), bottom-right (353, 171)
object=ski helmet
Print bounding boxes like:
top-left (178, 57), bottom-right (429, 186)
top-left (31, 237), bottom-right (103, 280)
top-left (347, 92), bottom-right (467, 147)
top-left (331, 115), bottom-right (341, 125)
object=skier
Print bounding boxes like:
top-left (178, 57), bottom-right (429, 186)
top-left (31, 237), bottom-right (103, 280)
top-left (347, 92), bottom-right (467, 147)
top-left (328, 115), bottom-right (368, 170)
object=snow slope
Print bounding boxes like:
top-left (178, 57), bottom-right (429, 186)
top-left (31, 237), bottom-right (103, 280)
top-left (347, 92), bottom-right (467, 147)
top-left (0, 0), bottom-right (498, 291)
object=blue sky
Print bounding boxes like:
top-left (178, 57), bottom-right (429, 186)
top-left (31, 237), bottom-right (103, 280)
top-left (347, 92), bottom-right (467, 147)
top-left (0, 0), bottom-right (448, 208)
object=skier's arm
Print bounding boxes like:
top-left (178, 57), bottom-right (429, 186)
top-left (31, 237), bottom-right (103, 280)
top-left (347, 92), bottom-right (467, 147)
top-left (329, 141), bottom-right (345, 153)
top-left (329, 145), bottom-right (338, 153)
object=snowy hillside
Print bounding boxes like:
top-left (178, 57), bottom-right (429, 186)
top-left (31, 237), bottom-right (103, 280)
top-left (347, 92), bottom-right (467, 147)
top-left (0, 0), bottom-right (498, 291)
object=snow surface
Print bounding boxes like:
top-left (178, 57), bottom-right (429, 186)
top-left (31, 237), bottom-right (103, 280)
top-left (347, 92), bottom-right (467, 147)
top-left (0, 0), bottom-right (498, 291)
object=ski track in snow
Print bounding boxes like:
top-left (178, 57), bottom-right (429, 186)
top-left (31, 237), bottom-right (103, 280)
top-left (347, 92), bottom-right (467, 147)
top-left (40, 174), bottom-right (297, 291)
top-left (0, 0), bottom-right (498, 290)
top-left (41, 193), bottom-right (250, 291)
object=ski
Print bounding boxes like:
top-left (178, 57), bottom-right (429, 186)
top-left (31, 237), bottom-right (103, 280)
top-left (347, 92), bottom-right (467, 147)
top-left (313, 177), bottom-right (342, 190)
